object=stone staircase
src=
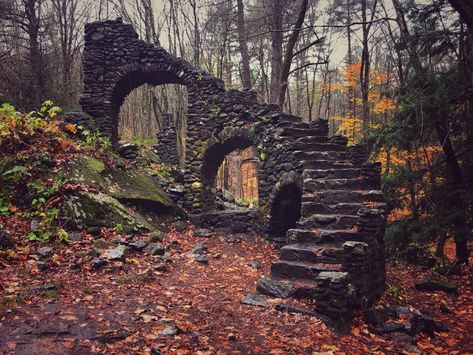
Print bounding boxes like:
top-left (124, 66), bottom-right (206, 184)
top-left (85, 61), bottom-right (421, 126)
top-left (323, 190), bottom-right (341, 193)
top-left (259, 119), bottom-right (386, 319)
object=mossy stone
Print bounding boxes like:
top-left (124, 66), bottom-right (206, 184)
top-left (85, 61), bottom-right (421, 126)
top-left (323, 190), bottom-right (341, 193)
top-left (60, 156), bottom-right (106, 188)
top-left (103, 169), bottom-right (174, 208)
top-left (191, 182), bottom-right (202, 189)
top-left (63, 192), bottom-right (154, 233)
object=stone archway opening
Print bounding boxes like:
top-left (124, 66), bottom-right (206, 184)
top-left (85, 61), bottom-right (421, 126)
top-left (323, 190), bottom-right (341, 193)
top-left (201, 135), bottom-right (259, 211)
top-left (268, 183), bottom-right (302, 241)
top-left (215, 146), bottom-right (259, 209)
top-left (110, 69), bottom-right (188, 165)
top-left (118, 83), bottom-right (187, 147)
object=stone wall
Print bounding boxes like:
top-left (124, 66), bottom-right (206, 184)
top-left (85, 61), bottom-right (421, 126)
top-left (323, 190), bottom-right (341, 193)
top-left (80, 18), bottom-right (387, 320)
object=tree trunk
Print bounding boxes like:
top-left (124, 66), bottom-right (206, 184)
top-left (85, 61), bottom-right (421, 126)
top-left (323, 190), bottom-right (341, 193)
top-left (269, 0), bottom-right (283, 104)
top-left (24, 0), bottom-right (44, 108)
top-left (278, 0), bottom-right (309, 107)
top-left (360, 0), bottom-right (378, 137)
top-left (434, 120), bottom-right (470, 263)
top-left (236, 0), bottom-right (251, 89)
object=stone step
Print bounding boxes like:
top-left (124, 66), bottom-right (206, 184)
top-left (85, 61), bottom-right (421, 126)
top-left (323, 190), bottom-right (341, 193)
top-left (275, 120), bottom-right (307, 129)
top-left (303, 177), bottom-right (379, 191)
top-left (281, 128), bottom-right (328, 139)
top-left (293, 141), bottom-right (347, 152)
top-left (301, 190), bottom-right (385, 204)
top-left (258, 276), bottom-right (319, 299)
top-left (270, 260), bottom-right (342, 281)
top-left (302, 201), bottom-right (367, 215)
top-left (279, 243), bottom-right (343, 264)
top-left (287, 228), bottom-right (361, 244)
top-left (297, 214), bottom-right (359, 229)
top-left (298, 136), bottom-right (333, 144)
top-left (302, 168), bottom-right (364, 179)
top-left (301, 160), bottom-right (354, 169)
top-left (295, 150), bottom-right (347, 161)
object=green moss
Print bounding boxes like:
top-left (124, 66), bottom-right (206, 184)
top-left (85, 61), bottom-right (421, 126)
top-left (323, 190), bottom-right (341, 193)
top-left (103, 169), bottom-right (174, 207)
top-left (60, 156), bottom-right (106, 188)
top-left (60, 152), bottom-right (178, 232)
top-left (63, 192), bottom-right (155, 233)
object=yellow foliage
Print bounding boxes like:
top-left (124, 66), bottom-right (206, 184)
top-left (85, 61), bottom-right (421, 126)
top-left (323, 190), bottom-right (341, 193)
top-left (331, 115), bottom-right (363, 144)
top-left (329, 61), bottom-right (397, 143)
top-left (373, 97), bottom-right (396, 114)
top-left (374, 145), bottom-right (445, 222)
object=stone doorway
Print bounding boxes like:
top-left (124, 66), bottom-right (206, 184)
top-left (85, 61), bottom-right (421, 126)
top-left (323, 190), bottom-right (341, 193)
top-left (267, 183), bottom-right (302, 242)
top-left (216, 146), bottom-right (259, 209)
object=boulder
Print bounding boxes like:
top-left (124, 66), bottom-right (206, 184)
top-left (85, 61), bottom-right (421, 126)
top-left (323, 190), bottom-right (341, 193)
top-left (105, 245), bottom-right (126, 261)
top-left (241, 293), bottom-right (268, 307)
top-left (415, 276), bottom-right (458, 294)
top-left (60, 155), bottom-right (182, 232)
top-left (102, 168), bottom-right (175, 211)
top-left (257, 277), bottom-right (294, 298)
top-left (60, 156), bottom-right (106, 188)
top-left (129, 240), bottom-right (148, 251)
top-left (63, 192), bottom-right (155, 233)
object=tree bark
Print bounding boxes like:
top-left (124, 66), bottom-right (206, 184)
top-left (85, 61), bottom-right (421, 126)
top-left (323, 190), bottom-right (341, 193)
top-left (237, 0), bottom-right (251, 89)
top-left (24, 0), bottom-right (44, 108)
top-left (278, 0), bottom-right (309, 107)
top-left (269, 0), bottom-right (283, 104)
top-left (360, 0), bottom-right (378, 137)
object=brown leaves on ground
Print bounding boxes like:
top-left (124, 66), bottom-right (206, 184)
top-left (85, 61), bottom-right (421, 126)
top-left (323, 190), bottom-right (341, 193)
top-left (0, 224), bottom-right (471, 354)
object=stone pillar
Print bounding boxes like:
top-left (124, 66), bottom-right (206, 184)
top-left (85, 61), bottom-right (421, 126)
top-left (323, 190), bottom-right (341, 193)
top-left (314, 271), bottom-right (351, 320)
top-left (347, 142), bottom-right (371, 164)
top-left (311, 117), bottom-right (329, 137)
top-left (342, 241), bottom-right (370, 307)
top-left (155, 113), bottom-right (180, 166)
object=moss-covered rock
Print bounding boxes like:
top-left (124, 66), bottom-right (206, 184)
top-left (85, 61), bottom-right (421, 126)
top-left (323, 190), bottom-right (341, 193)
top-left (103, 169), bottom-right (174, 210)
top-left (60, 154), bottom-right (182, 232)
top-left (63, 191), bottom-right (155, 233)
top-left (60, 156), bottom-right (106, 188)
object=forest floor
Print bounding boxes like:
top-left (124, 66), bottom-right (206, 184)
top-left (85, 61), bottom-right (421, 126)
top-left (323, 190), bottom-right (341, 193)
top-left (0, 221), bottom-right (471, 354)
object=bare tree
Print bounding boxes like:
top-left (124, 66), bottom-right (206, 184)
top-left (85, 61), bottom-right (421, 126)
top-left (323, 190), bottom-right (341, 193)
top-left (237, 0), bottom-right (252, 89)
top-left (360, 0), bottom-right (378, 137)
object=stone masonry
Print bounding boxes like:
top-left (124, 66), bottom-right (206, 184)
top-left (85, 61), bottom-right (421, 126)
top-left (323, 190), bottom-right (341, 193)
top-left (80, 18), bottom-right (387, 319)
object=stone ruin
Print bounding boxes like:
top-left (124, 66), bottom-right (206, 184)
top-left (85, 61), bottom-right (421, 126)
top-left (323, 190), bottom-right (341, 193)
top-left (80, 18), bottom-right (387, 320)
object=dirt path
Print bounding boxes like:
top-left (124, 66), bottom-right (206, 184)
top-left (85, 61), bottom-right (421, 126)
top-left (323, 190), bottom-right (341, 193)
top-left (0, 224), bottom-right (471, 354)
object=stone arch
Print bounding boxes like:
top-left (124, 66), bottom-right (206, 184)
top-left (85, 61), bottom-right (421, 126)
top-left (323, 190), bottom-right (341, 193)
top-left (109, 66), bottom-right (189, 143)
top-left (80, 18), bottom-right (223, 144)
top-left (200, 127), bottom-right (261, 210)
top-left (267, 172), bottom-right (303, 241)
